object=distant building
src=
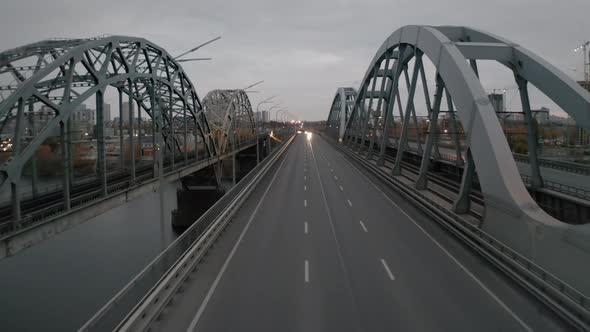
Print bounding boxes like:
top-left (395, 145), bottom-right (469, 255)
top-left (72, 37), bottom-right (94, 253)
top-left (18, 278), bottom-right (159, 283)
top-left (533, 107), bottom-right (550, 124)
top-left (488, 93), bottom-right (505, 113)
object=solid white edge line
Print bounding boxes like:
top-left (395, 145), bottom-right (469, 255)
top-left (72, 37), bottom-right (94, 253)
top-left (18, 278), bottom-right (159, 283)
top-left (359, 220), bottom-right (368, 233)
top-left (185, 141), bottom-right (293, 332)
top-left (380, 258), bottom-right (395, 281)
top-left (338, 142), bottom-right (533, 332)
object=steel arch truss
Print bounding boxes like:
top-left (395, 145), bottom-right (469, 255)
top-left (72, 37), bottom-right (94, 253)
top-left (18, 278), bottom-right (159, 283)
top-left (0, 36), bottom-right (216, 222)
top-left (202, 89), bottom-right (256, 155)
top-left (338, 25), bottom-right (590, 295)
top-left (326, 87), bottom-right (356, 141)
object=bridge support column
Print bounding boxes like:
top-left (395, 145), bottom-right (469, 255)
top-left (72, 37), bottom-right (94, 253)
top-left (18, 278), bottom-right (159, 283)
top-left (453, 148), bottom-right (475, 214)
top-left (11, 98), bottom-right (25, 224)
top-left (416, 75), bottom-right (444, 190)
top-left (393, 52), bottom-right (421, 175)
top-left (183, 102), bottom-right (188, 165)
top-left (516, 75), bottom-right (543, 190)
top-left (169, 87), bottom-right (175, 171)
top-left (96, 90), bottom-right (107, 196)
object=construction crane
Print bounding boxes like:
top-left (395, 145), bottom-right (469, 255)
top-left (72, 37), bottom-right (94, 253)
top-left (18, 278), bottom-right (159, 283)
top-left (574, 41), bottom-right (590, 89)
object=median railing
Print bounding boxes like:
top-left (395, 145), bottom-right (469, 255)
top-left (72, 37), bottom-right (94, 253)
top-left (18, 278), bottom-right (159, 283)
top-left (78, 134), bottom-right (293, 332)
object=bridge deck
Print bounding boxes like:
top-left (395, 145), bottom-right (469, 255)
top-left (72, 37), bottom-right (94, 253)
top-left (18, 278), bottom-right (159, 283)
top-left (152, 134), bottom-right (568, 331)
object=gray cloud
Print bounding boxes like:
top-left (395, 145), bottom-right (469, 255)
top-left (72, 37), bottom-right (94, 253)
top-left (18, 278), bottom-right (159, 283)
top-left (1, 0), bottom-right (589, 120)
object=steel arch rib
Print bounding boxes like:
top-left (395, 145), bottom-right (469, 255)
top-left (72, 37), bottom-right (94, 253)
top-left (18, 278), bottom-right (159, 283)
top-left (0, 36), bottom-right (217, 187)
top-left (202, 89), bottom-right (256, 155)
top-left (342, 25), bottom-right (590, 295)
top-left (327, 87), bottom-right (356, 141)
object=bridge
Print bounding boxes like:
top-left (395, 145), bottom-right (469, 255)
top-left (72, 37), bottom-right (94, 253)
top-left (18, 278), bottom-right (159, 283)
top-left (2, 26), bottom-right (590, 331)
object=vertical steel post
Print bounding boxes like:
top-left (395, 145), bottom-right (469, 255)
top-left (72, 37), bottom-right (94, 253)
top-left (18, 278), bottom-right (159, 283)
top-left (420, 64), bottom-right (441, 159)
top-left (169, 87), bottom-right (175, 171)
top-left (28, 101), bottom-right (38, 198)
top-left (96, 90), bottom-right (107, 196)
top-left (150, 83), bottom-right (158, 176)
top-left (11, 99), bottom-right (25, 224)
top-left (392, 53), bottom-right (422, 175)
top-left (445, 90), bottom-right (464, 166)
top-left (128, 79), bottom-right (136, 182)
top-left (403, 68), bottom-right (423, 154)
top-left (137, 100), bottom-right (142, 162)
top-left (359, 67), bottom-right (379, 152)
top-left (516, 75), bottom-right (543, 189)
top-left (377, 47), bottom-right (406, 165)
top-left (118, 88), bottom-right (124, 169)
top-left (416, 75), bottom-right (444, 189)
top-left (453, 59), bottom-right (481, 204)
top-left (60, 120), bottom-right (71, 212)
top-left (183, 102), bottom-right (188, 164)
top-left (367, 52), bottom-right (392, 160)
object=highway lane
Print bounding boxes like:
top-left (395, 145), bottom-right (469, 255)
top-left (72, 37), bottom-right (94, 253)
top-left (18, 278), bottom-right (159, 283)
top-left (153, 133), bottom-right (570, 331)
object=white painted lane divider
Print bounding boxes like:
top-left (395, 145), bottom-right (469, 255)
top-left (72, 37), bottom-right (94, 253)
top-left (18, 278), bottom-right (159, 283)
top-left (305, 260), bottom-right (310, 283)
top-left (304, 200), bottom-right (308, 207)
top-left (347, 199), bottom-right (353, 207)
top-left (339, 185), bottom-right (344, 191)
top-left (304, 222), bottom-right (308, 234)
top-left (334, 175), bottom-right (338, 180)
top-left (304, 185), bottom-right (307, 191)
top-left (304, 175), bottom-right (307, 181)
top-left (359, 220), bottom-right (368, 233)
top-left (380, 258), bottom-right (395, 281)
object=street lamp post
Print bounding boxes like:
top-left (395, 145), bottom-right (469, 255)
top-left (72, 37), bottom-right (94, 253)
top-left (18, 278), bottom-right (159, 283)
top-left (256, 96), bottom-right (276, 163)
top-left (174, 36), bottom-right (221, 60)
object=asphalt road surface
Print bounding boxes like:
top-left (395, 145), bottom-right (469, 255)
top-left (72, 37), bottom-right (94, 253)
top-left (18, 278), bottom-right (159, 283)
top-left (153, 133), bottom-right (572, 332)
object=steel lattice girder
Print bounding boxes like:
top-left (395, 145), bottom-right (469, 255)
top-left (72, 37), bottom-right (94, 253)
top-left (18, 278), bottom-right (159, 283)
top-left (202, 89), bottom-right (256, 155)
top-left (337, 25), bottom-right (590, 296)
top-left (0, 36), bottom-right (217, 186)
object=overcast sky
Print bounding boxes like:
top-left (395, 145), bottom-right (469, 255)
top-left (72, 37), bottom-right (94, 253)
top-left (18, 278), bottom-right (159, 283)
top-left (2, 0), bottom-right (590, 120)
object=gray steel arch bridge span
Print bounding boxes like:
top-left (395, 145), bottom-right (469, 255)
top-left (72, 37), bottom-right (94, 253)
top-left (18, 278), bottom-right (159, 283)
top-left (0, 36), bottom-right (258, 258)
top-left (328, 25), bottom-right (590, 328)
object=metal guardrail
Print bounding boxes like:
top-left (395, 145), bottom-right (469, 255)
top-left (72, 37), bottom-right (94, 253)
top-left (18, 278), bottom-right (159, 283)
top-left (338, 144), bottom-right (590, 331)
top-left (521, 174), bottom-right (590, 201)
top-left (78, 135), bottom-right (293, 332)
top-left (514, 153), bottom-right (590, 176)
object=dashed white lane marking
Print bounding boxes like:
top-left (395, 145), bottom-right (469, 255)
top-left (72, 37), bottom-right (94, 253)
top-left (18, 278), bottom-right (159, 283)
top-left (380, 258), bottom-right (395, 281)
top-left (347, 199), bottom-right (353, 207)
top-left (185, 143), bottom-right (292, 332)
top-left (334, 175), bottom-right (338, 180)
top-left (339, 144), bottom-right (533, 332)
top-left (339, 185), bottom-right (344, 191)
top-left (304, 222), bottom-right (308, 234)
top-left (304, 185), bottom-right (307, 191)
top-left (330, 168), bottom-right (334, 172)
top-left (304, 175), bottom-right (307, 181)
top-left (359, 220), bottom-right (368, 233)
top-left (305, 260), bottom-right (310, 283)
top-left (304, 199), bottom-right (308, 207)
